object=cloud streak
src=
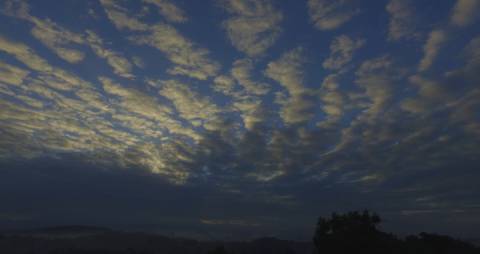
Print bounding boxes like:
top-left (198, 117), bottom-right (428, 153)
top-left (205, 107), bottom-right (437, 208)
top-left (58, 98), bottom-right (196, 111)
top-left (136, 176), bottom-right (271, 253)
top-left (386, 0), bottom-right (418, 41)
top-left (418, 29), bottom-right (447, 72)
top-left (308, 0), bottom-right (359, 30)
top-left (221, 0), bottom-right (283, 57)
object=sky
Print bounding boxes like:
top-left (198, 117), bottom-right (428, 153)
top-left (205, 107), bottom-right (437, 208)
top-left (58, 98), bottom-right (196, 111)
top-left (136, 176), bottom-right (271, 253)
top-left (0, 0), bottom-right (479, 241)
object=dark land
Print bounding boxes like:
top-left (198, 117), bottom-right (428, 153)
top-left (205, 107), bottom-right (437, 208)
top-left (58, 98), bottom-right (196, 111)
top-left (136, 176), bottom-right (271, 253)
top-left (1, 211), bottom-right (479, 254)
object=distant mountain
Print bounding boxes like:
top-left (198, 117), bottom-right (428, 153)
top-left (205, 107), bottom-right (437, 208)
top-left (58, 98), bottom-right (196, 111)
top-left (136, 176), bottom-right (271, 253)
top-left (3, 225), bottom-right (113, 239)
top-left (466, 238), bottom-right (480, 247)
top-left (0, 227), bottom-right (313, 254)
top-left (36, 225), bottom-right (112, 234)
top-left (1, 225), bottom-right (477, 254)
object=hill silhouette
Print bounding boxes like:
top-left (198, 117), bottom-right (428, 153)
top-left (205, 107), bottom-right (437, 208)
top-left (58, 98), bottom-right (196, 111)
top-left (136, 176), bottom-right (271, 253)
top-left (0, 211), bottom-right (478, 254)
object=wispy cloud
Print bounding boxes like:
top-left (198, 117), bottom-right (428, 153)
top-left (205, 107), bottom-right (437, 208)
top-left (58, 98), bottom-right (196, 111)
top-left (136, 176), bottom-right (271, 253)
top-left (86, 30), bottom-right (134, 79)
top-left (143, 0), bottom-right (188, 23)
top-left (386, 0), bottom-right (418, 41)
top-left (323, 35), bottom-right (365, 71)
top-left (450, 0), bottom-right (480, 27)
top-left (265, 47), bottom-right (316, 124)
top-left (131, 23), bottom-right (220, 80)
top-left (418, 29), bottom-right (447, 72)
top-left (0, 60), bottom-right (29, 86)
top-left (221, 0), bottom-right (283, 57)
top-left (307, 0), bottom-right (359, 30)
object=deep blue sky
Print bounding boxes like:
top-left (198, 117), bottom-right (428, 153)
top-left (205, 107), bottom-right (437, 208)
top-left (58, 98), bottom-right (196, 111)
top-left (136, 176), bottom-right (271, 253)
top-left (0, 0), bottom-right (479, 240)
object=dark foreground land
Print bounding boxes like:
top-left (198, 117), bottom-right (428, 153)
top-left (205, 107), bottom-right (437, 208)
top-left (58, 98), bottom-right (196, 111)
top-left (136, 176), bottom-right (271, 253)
top-left (1, 211), bottom-right (479, 254)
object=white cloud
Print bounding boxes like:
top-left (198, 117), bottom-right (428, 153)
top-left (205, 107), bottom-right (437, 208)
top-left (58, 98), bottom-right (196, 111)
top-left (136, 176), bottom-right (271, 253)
top-left (0, 35), bottom-right (53, 73)
top-left (317, 74), bottom-right (346, 128)
top-left (5, 1), bottom-right (135, 78)
top-left (0, 35), bottom-right (92, 92)
top-left (4, 0), bottom-right (86, 63)
top-left (265, 47), bottom-right (307, 96)
top-left (231, 59), bottom-right (270, 95)
top-left (143, 0), bottom-right (188, 23)
top-left (101, 0), bottom-right (219, 80)
top-left (386, 0), bottom-right (417, 41)
top-left (233, 96), bottom-right (268, 130)
top-left (265, 47), bottom-right (315, 124)
top-left (213, 75), bottom-right (237, 96)
top-left (450, 0), bottom-right (480, 27)
top-left (401, 75), bottom-right (448, 114)
top-left (29, 18), bottom-right (86, 63)
top-left (308, 0), bottom-right (358, 30)
top-left (0, 60), bottom-right (29, 86)
top-left (418, 29), bottom-right (447, 72)
top-left (100, 0), bottom-right (149, 31)
top-left (355, 56), bottom-right (395, 120)
top-left (100, 77), bottom-right (172, 122)
top-left (131, 23), bottom-right (220, 80)
top-left (323, 35), bottom-right (365, 71)
top-left (86, 30), bottom-right (134, 79)
top-left (158, 79), bottom-right (221, 125)
top-left (222, 0), bottom-right (282, 57)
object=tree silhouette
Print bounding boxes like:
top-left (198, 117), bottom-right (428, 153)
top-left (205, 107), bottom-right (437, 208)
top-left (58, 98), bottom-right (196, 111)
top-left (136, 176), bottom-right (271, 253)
top-left (313, 210), bottom-right (399, 254)
top-left (312, 210), bottom-right (480, 254)
top-left (207, 245), bottom-right (228, 254)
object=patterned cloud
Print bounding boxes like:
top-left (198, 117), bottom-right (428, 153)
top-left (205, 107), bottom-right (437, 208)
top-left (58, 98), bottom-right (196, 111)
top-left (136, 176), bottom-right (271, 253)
top-left (0, 0), bottom-right (479, 238)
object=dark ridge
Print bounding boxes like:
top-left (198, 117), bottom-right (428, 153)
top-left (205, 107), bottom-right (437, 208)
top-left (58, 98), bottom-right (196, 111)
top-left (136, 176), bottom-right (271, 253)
top-left (0, 211), bottom-right (479, 254)
top-left (34, 225), bottom-right (113, 234)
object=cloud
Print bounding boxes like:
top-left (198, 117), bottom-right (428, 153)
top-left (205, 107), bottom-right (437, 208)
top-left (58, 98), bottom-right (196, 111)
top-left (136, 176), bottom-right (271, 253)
top-left (265, 47), bottom-right (307, 96)
top-left (323, 35), bottom-right (365, 71)
top-left (231, 59), bottom-right (270, 95)
top-left (86, 30), bottom-right (134, 79)
top-left (317, 74), bottom-right (346, 128)
top-left (131, 23), bottom-right (220, 80)
top-left (158, 79), bottom-right (221, 126)
top-left (418, 29), bottom-right (447, 72)
top-left (16, 95), bottom-right (44, 108)
top-left (99, 0), bottom-right (219, 80)
top-left (4, 0), bottom-right (86, 63)
top-left (29, 18), bottom-right (86, 63)
top-left (464, 36), bottom-right (480, 68)
top-left (1, 0), bottom-right (480, 237)
top-left (221, 0), bottom-right (283, 57)
top-left (100, 77), bottom-right (172, 122)
top-left (400, 75), bottom-right (448, 114)
top-left (101, 77), bottom-right (203, 142)
top-left (232, 96), bottom-right (269, 130)
top-left (386, 0), bottom-right (418, 41)
top-left (265, 47), bottom-right (316, 124)
top-left (213, 75), bottom-right (237, 96)
top-left (5, 1), bottom-right (136, 78)
top-left (0, 53), bottom-right (268, 185)
top-left (210, 59), bottom-right (273, 130)
top-left (307, 0), bottom-right (359, 30)
top-left (143, 0), bottom-right (188, 23)
top-left (354, 55), bottom-right (396, 119)
top-left (0, 60), bottom-right (29, 86)
top-left (0, 35), bottom-right (53, 73)
top-left (450, 0), bottom-right (480, 27)
top-left (0, 66), bottom-right (202, 184)
top-left (100, 0), bottom-right (149, 31)
top-left (132, 56), bottom-right (146, 68)
top-left (0, 35), bottom-right (95, 93)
